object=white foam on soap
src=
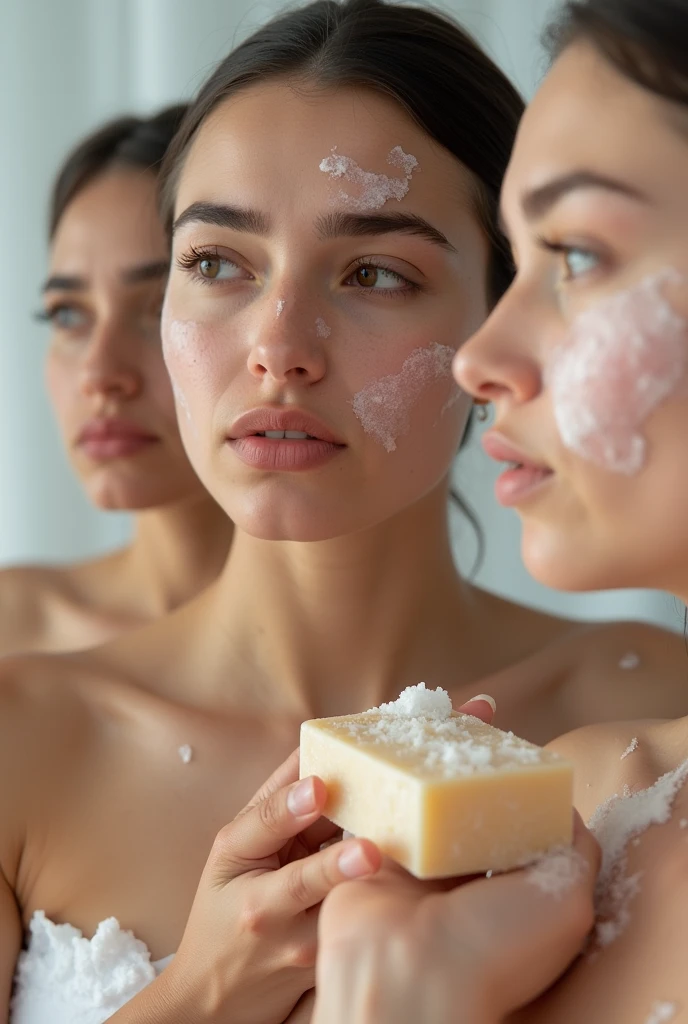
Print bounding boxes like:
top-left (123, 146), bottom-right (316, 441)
top-left (352, 343), bottom-right (455, 452)
top-left (373, 681), bottom-right (452, 719)
top-left (319, 145), bottom-right (420, 212)
top-left (588, 757), bottom-right (688, 947)
top-left (338, 683), bottom-right (554, 779)
top-left (547, 269), bottom-right (687, 475)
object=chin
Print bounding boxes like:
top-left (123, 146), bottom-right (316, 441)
top-left (85, 473), bottom-right (198, 513)
top-left (522, 532), bottom-right (638, 594)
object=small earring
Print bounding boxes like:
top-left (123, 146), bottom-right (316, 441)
top-left (475, 403), bottom-right (489, 422)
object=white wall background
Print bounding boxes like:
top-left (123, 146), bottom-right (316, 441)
top-left (0, 0), bottom-right (681, 631)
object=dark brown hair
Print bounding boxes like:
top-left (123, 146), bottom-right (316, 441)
top-left (546, 0), bottom-right (688, 107)
top-left (159, 0), bottom-right (524, 308)
top-left (49, 104), bottom-right (187, 239)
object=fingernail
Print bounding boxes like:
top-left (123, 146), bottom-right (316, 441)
top-left (338, 842), bottom-right (372, 878)
top-left (467, 693), bottom-right (497, 713)
top-left (287, 777), bottom-right (318, 817)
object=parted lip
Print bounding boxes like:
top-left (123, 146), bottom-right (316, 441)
top-left (481, 430), bottom-right (551, 470)
top-left (77, 417), bottom-right (158, 444)
top-left (228, 408), bottom-right (344, 444)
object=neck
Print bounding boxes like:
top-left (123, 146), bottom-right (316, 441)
top-left (203, 480), bottom-right (477, 718)
top-left (122, 494), bottom-right (233, 617)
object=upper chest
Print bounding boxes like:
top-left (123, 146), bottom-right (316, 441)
top-left (18, 695), bottom-right (300, 959)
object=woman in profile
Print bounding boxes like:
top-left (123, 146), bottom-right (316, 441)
top-left (0, 107), bottom-right (233, 656)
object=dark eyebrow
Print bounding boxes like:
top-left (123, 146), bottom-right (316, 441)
top-left (173, 201), bottom-right (271, 236)
top-left (42, 261), bottom-right (169, 294)
top-left (42, 274), bottom-right (86, 293)
top-left (520, 170), bottom-right (649, 222)
top-left (120, 260), bottom-right (170, 285)
top-left (314, 211), bottom-right (457, 252)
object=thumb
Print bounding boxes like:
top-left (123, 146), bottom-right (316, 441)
top-left (209, 776), bottom-right (328, 885)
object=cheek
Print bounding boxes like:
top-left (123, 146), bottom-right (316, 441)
top-left (161, 309), bottom-right (230, 407)
top-left (44, 348), bottom-right (77, 429)
top-left (548, 269), bottom-right (688, 476)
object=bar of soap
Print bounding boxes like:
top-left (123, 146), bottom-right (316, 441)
top-left (300, 683), bottom-right (573, 878)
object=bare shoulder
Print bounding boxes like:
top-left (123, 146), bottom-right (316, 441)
top-left (0, 652), bottom-right (95, 879)
top-left (0, 564), bottom-right (70, 655)
top-left (547, 716), bottom-right (670, 820)
top-left (555, 619), bottom-right (688, 727)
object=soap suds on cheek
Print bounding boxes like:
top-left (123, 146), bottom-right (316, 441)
top-left (547, 270), bottom-right (688, 475)
top-left (319, 145), bottom-right (420, 212)
top-left (276, 299), bottom-right (286, 319)
top-left (315, 317), bottom-right (331, 338)
top-left (352, 343), bottom-right (458, 452)
top-left (161, 315), bottom-right (222, 439)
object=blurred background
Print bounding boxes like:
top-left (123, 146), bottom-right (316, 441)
top-left (1, 0), bottom-right (681, 630)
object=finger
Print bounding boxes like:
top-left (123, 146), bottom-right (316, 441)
top-left (456, 693), bottom-right (496, 724)
top-left (213, 776), bottom-right (328, 882)
top-left (268, 837), bottom-right (381, 916)
top-left (240, 749), bottom-right (301, 816)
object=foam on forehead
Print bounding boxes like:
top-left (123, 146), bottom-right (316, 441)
top-left (319, 145), bottom-right (420, 212)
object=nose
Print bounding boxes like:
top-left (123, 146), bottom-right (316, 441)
top-left (246, 300), bottom-right (327, 385)
top-left (78, 318), bottom-right (143, 401)
top-left (453, 295), bottom-right (543, 408)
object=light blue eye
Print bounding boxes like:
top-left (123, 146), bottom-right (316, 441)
top-left (53, 306), bottom-right (87, 329)
top-left (564, 248), bottom-right (599, 279)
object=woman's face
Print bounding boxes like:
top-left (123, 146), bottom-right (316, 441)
top-left (163, 82), bottom-right (488, 541)
top-left (44, 168), bottom-right (205, 510)
top-left (455, 43), bottom-right (688, 595)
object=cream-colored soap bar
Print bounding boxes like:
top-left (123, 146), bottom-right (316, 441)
top-left (300, 684), bottom-right (573, 878)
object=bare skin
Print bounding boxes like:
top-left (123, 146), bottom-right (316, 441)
top-left (0, 168), bottom-right (233, 656)
top-left (1, 78), bottom-right (687, 1023)
top-left (511, 718), bottom-right (688, 1023)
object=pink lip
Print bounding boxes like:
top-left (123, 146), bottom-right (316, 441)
top-left (77, 418), bottom-right (159, 461)
top-left (229, 407), bottom-right (343, 444)
top-left (227, 406), bottom-right (345, 472)
top-left (482, 430), bottom-right (554, 508)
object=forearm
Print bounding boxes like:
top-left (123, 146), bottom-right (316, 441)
top-left (108, 966), bottom-right (205, 1024)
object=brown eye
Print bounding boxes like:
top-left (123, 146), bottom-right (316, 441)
top-left (199, 258), bottom-right (221, 279)
top-left (356, 266), bottom-right (378, 288)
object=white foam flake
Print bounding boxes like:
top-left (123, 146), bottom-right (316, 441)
top-left (315, 317), bottom-right (331, 338)
top-left (178, 744), bottom-right (193, 765)
top-left (588, 757), bottom-right (688, 947)
top-left (645, 1001), bottom-right (679, 1024)
top-left (373, 682), bottom-right (453, 719)
top-left (352, 343), bottom-right (455, 452)
top-left (526, 846), bottom-right (588, 899)
top-left (276, 299), bottom-right (286, 318)
top-left (620, 737), bottom-right (639, 760)
top-left (319, 145), bottom-right (420, 212)
top-left (619, 651), bottom-right (641, 670)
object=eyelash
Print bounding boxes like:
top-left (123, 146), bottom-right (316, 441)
top-left (535, 236), bottom-right (602, 283)
top-left (175, 246), bottom-right (419, 298)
